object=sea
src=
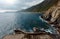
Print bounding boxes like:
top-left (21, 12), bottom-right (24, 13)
top-left (0, 12), bottom-right (57, 39)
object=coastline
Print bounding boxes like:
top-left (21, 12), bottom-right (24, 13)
top-left (3, 31), bottom-right (58, 39)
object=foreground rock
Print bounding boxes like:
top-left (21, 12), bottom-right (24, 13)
top-left (3, 34), bottom-right (53, 39)
top-left (3, 34), bottom-right (24, 39)
top-left (3, 30), bottom-right (59, 39)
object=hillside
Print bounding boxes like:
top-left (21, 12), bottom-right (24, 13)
top-left (21, 0), bottom-right (58, 12)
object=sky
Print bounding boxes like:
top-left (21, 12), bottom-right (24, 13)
top-left (0, 0), bottom-right (44, 10)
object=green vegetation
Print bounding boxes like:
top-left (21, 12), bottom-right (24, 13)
top-left (21, 0), bottom-right (58, 12)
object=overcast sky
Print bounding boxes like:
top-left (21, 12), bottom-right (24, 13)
top-left (0, 0), bottom-right (44, 10)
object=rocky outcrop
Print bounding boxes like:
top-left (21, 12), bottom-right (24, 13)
top-left (3, 29), bottom-right (59, 39)
top-left (3, 32), bottom-right (55, 39)
top-left (51, 7), bottom-right (60, 22)
top-left (43, 0), bottom-right (60, 23)
top-left (43, 0), bottom-right (60, 34)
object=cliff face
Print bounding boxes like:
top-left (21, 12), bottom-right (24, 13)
top-left (44, 0), bottom-right (60, 23)
top-left (43, 0), bottom-right (60, 34)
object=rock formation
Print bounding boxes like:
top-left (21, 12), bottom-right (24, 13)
top-left (3, 31), bottom-right (55, 39)
top-left (44, 0), bottom-right (60, 22)
top-left (43, 0), bottom-right (60, 34)
top-left (44, 0), bottom-right (60, 23)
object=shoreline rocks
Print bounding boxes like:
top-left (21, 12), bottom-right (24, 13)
top-left (3, 31), bottom-right (56, 39)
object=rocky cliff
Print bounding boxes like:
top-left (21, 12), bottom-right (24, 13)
top-left (44, 0), bottom-right (60, 23)
top-left (43, 0), bottom-right (60, 34)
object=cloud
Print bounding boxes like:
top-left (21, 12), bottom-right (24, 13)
top-left (19, 0), bottom-right (44, 9)
top-left (25, 0), bottom-right (44, 7)
top-left (18, 0), bottom-right (44, 9)
top-left (0, 9), bottom-right (17, 12)
top-left (21, 7), bottom-right (28, 9)
top-left (0, 0), bottom-right (44, 10)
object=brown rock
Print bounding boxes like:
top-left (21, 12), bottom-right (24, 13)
top-left (43, 0), bottom-right (60, 23)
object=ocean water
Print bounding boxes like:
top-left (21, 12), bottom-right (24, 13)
top-left (0, 12), bottom-right (57, 39)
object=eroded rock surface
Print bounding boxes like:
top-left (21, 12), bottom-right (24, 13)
top-left (3, 33), bottom-right (54, 39)
top-left (44, 0), bottom-right (60, 23)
